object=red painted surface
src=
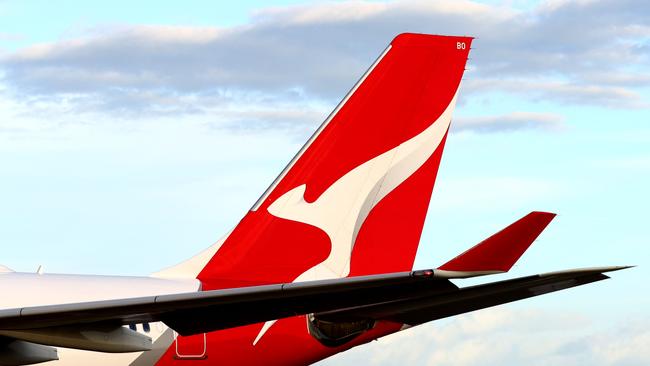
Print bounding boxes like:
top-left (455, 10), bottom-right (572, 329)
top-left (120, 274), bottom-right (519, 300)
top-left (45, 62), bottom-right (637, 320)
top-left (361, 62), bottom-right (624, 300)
top-left (439, 211), bottom-right (556, 272)
top-left (155, 33), bottom-right (472, 365)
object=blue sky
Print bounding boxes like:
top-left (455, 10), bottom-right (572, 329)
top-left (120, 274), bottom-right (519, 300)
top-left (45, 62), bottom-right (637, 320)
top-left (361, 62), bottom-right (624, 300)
top-left (0, 1), bottom-right (648, 365)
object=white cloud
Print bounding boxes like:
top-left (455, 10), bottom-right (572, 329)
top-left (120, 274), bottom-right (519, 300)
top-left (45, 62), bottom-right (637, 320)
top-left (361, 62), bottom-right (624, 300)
top-left (318, 307), bottom-right (650, 366)
top-left (454, 112), bottom-right (565, 133)
top-left (464, 78), bottom-right (648, 109)
top-left (0, 0), bottom-right (648, 121)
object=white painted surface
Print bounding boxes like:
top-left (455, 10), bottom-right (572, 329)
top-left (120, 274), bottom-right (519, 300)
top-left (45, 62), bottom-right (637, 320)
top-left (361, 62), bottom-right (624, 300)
top-left (151, 233), bottom-right (230, 280)
top-left (254, 93), bottom-right (458, 345)
top-left (0, 272), bottom-right (197, 365)
top-left (0, 273), bottom-right (199, 310)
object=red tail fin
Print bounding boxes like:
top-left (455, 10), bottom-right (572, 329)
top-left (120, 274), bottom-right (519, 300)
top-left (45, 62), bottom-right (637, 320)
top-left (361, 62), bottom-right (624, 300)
top-left (189, 33), bottom-right (472, 289)
top-left (153, 32), bottom-right (472, 351)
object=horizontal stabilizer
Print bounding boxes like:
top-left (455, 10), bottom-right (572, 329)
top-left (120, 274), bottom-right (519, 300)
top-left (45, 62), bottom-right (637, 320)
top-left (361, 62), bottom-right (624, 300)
top-left (436, 211), bottom-right (556, 278)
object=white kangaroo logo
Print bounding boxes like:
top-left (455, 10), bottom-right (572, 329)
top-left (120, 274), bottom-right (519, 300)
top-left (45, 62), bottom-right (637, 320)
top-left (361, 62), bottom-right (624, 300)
top-left (253, 93), bottom-right (457, 345)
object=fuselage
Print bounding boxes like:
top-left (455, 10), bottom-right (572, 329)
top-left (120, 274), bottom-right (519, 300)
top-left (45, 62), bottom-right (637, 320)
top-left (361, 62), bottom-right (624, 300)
top-left (0, 272), bottom-right (198, 365)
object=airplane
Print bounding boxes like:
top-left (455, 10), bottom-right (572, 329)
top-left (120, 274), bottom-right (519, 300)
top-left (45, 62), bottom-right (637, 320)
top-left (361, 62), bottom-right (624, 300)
top-left (0, 33), bottom-right (629, 366)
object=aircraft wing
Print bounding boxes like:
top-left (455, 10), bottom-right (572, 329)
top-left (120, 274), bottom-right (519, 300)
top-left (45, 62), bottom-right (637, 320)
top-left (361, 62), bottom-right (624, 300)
top-left (0, 266), bottom-right (627, 336)
top-left (311, 267), bottom-right (618, 326)
top-left (0, 269), bottom-right (455, 333)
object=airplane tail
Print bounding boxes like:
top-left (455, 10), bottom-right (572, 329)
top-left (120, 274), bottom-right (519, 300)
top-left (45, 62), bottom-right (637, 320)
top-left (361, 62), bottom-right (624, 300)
top-left (155, 33), bottom-right (473, 289)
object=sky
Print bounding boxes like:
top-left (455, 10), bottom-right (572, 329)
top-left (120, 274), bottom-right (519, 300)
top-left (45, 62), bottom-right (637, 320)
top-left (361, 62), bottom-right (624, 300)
top-left (0, 0), bottom-right (648, 365)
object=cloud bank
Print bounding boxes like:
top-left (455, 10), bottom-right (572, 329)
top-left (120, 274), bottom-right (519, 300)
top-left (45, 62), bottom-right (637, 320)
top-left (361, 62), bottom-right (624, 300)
top-left (454, 112), bottom-right (565, 132)
top-left (319, 307), bottom-right (650, 366)
top-left (1, 0), bottom-right (648, 133)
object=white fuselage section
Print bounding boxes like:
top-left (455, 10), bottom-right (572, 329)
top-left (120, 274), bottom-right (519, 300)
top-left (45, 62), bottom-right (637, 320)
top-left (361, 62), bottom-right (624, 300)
top-left (0, 272), bottom-right (200, 365)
